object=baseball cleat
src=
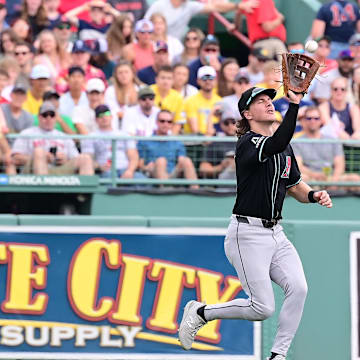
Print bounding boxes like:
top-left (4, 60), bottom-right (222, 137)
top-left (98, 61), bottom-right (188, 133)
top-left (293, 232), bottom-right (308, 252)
top-left (178, 300), bottom-right (206, 350)
top-left (266, 355), bottom-right (286, 360)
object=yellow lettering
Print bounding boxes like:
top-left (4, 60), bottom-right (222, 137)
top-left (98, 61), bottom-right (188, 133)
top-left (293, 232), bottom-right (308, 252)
top-left (197, 271), bottom-right (241, 341)
top-left (148, 261), bottom-right (196, 331)
top-left (111, 255), bottom-right (150, 324)
top-left (69, 239), bottom-right (120, 320)
top-left (2, 244), bottom-right (49, 314)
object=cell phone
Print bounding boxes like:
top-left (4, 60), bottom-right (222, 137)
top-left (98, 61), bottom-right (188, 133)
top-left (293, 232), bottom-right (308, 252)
top-left (49, 146), bottom-right (57, 156)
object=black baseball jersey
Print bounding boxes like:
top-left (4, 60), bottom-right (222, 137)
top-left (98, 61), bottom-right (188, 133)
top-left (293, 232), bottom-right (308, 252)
top-left (232, 132), bottom-right (301, 220)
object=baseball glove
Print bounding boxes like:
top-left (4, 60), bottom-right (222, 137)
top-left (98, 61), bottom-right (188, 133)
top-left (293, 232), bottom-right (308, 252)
top-left (282, 53), bottom-right (320, 95)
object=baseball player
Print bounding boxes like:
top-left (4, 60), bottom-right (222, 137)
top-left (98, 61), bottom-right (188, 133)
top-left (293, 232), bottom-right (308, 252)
top-left (178, 87), bottom-right (333, 360)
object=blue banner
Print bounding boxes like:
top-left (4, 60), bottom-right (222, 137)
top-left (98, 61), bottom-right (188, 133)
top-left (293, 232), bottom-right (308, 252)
top-left (0, 228), bottom-right (260, 359)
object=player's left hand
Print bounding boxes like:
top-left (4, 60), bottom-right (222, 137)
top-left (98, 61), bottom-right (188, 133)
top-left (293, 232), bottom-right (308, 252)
top-left (314, 190), bottom-right (332, 208)
top-left (286, 90), bottom-right (304, 104)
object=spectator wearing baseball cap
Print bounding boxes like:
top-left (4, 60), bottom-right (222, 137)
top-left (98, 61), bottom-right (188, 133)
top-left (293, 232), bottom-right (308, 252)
top-left (81, 103), bottom-right (145, 181)
top-left (0, 81), bottom-right (33, 145)
top-left (220, 70), bottom-right (252, 120)
top-left (138, 40), bottom-right (170, 85)
top-left (64, 1), bottom-right (120, 41)
top-left (239, 48), bottom-right (269, 86)
top-left (188, 34), bottom-right (224, 88)
top-left (349, 33), bottom-right (360, 67)
top-left (72, 78), bottom-right (114, 135)
top-left (59, 66), bottom-right (89, 118)
top-left (199, 109), bottom-right (237, 180)
top-left (312, 49), bottom-right (354, 103)
top-left (33, 89), bottom-right (77, 135)
top-left (123, 19), bottom-right (155, 72)
top-left (55, 39), bottom-right (106, 94)
top-left (121, 86), bottom-right (160, 136)
top-left (183, 65), bottom-right (222, 139)
top-left (22, 64), bottom-right (51, 116)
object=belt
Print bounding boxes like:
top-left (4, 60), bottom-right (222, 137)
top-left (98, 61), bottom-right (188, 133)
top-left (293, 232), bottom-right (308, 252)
top-left (235, 215), bottom-right (278, 229)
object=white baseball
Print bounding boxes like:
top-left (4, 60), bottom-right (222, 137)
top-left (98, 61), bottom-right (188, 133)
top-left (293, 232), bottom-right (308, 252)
top-left (305, 40), bottom-right (318, 53)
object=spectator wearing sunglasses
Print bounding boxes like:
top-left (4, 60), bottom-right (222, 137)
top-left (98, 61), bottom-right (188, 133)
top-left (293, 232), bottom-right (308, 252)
top-left (138, 110), bottom-right (199, 188)
top-left (13, 41), bottom-right (33, 84)
top-left (123, 19), bottom-right (155, 71)
top-left (188, 34), bottom-right (224, 88)
top-left (81, 104), bottom-right (144, 180)
top-left (318, 77), bottom-right (360, 140)
top-left (239, 48), bottom-right (269, 86)
top-left (121, 86), bottom-right (160, 136)
top-left (53, 16), bottom-right (74, 53)
top-left (64, 0), bottom-right (120, 41)
top-left (199, 110), bottom-right (236, 180)
top-left (293, 106), bottom-right (360, 190)
top-left (12, 101), bottom-right (94, 175)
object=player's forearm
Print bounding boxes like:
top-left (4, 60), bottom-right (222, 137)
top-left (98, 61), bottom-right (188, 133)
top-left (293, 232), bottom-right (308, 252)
top-left (287, 180), bottom-right (313, 203)
top-left (263, 103), bottom-right (299, 157)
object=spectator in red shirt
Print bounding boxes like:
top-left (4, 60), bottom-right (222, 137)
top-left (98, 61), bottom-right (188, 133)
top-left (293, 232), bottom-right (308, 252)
top-left (55, 39), bottom-right (106, 94)
top-left (240, 0), bottom-right (286, 62)
top-left (313, 35), bottom-right (338, 75)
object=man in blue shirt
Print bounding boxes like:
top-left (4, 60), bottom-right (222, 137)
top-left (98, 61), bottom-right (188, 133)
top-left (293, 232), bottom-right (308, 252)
top-left (137, 110), bottom-right (199, 188)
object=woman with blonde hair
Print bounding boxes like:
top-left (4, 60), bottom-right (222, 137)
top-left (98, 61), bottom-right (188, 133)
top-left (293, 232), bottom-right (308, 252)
top-left (106, 14), bottom-right (134, 61)
top-left (150, 12), bottom-right (183, 63)
top-left (33, 29), bottom-right (70, 82)
top-left (173, 28), bottom-right (204, 65)
top-left (217, 57), bottom-right (239, 97)
top-left (104, 60), bottom-right (141, 124)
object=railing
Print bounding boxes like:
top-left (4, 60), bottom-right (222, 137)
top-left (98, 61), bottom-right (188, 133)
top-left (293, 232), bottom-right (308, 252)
top-left (6, 134), bottom-right (360, 190)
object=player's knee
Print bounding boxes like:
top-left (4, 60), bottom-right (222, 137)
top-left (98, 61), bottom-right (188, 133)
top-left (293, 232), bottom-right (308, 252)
top-left (253, 301), bottom-right (275, 320)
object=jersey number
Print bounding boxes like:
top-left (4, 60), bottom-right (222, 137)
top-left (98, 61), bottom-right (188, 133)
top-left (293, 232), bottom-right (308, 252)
top-left (330, 3), bottom-right (356, 27)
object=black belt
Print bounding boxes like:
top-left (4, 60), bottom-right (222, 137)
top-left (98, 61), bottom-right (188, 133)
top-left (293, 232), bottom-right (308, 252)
top-left (236, 215), bottom-right (278, 229)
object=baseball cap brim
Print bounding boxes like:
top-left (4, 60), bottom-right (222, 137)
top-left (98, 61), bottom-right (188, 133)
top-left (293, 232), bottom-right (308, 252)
top-left (238, 87), bottom-right (277, 115)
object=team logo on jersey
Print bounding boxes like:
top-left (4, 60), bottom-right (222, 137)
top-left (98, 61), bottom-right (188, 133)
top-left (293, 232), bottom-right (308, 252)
top-left (251, 136), bottom-right (265, 148)
top-left (281, 156), bottom-right (291, 178)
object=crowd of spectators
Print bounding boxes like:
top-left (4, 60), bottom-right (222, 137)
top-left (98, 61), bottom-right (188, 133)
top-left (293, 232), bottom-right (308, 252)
top-left (0, 0), bottom-right (359, 190)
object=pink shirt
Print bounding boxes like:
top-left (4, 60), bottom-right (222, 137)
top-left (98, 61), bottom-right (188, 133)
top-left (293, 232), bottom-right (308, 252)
top-left (133, 43), bottom-right (154, 71)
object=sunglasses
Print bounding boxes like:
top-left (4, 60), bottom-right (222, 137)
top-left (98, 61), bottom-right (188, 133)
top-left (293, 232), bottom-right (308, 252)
top-left (223, 119), bottom-right (236, 126)
top-left (332, 87), bottom-right (346, 92)
top-left (200, 75), bottom-right (215, 81)
top-left (91, 6), bottom-right (104, 11)
top-left (158, 119), bottom-right (173, 124)
top-left (97, 111), bottom-right (111, 117)
top-left (41, 111), bottom-right (56, 118)
top-left (15, 51), bottom-right (29, 56)
top-left (140, 95), bottom-right (155, 101)
top-left (57, 23), bottom-right (71, 30)
top-left (305, 116), bottom-right (320, 121)
top-left (203, 48), bottom-right (218, 53)
top-left (186, 36), bottom-right (198, 41)
top-left (138, 30), bottom-right (153, 34)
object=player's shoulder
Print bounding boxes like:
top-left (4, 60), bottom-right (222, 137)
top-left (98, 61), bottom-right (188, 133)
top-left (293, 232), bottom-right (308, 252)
top-left (238, 131), bottom-right (268, 148)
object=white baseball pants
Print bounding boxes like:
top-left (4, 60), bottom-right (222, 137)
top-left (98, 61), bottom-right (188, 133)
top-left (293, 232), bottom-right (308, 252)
top-left (204, 215), bottom-right (308, 356)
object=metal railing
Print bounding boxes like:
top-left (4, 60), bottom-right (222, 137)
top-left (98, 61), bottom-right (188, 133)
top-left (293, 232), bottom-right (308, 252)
top-left (6, 134), bottom-right (360, 189)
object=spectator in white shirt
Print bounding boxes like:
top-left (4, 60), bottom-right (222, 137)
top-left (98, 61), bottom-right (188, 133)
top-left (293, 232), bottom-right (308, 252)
top-left (72, 77), bottom-right (112, 134)
top-left (59, 66), bottom-right (89, 117)
top-left (11, 101), bottom-right (94, 175)
top-left (121, 86), bottom-right (160, 136)
top-left (81, 104), bottom-right (145, 179)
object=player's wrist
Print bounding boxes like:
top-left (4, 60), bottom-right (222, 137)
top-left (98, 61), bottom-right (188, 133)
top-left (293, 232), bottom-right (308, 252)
top-left (308, 190), bottom-right (317, 203)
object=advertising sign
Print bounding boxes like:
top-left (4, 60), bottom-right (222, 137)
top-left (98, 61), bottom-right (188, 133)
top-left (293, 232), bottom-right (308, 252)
top-left (0, 227), bottom-right (260, 359)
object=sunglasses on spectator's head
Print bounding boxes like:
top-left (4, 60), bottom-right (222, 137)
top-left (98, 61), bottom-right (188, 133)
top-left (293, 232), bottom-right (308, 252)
top-left (223, 119), bottom-right (236, 126)
top-left (203, 47), bottom-right (218, 53)
top-left (158, 119), bottom-right (173, 124)
top-left (305, 116), bottom-right (320, 121)
top-left (41, 111), bottom-right (56, 118)
top-left (332, 87), bottom-right (346, 92)
top-left (139, 95), bottom-right (155, 101)
top-left (57, 23), bottom-right (71, 30)
top-left (98, 111), bottom-right (111, 118)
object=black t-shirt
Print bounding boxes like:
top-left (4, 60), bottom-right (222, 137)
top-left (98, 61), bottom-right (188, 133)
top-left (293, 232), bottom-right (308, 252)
top-left (232, 132), bottom-right (301, 220)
